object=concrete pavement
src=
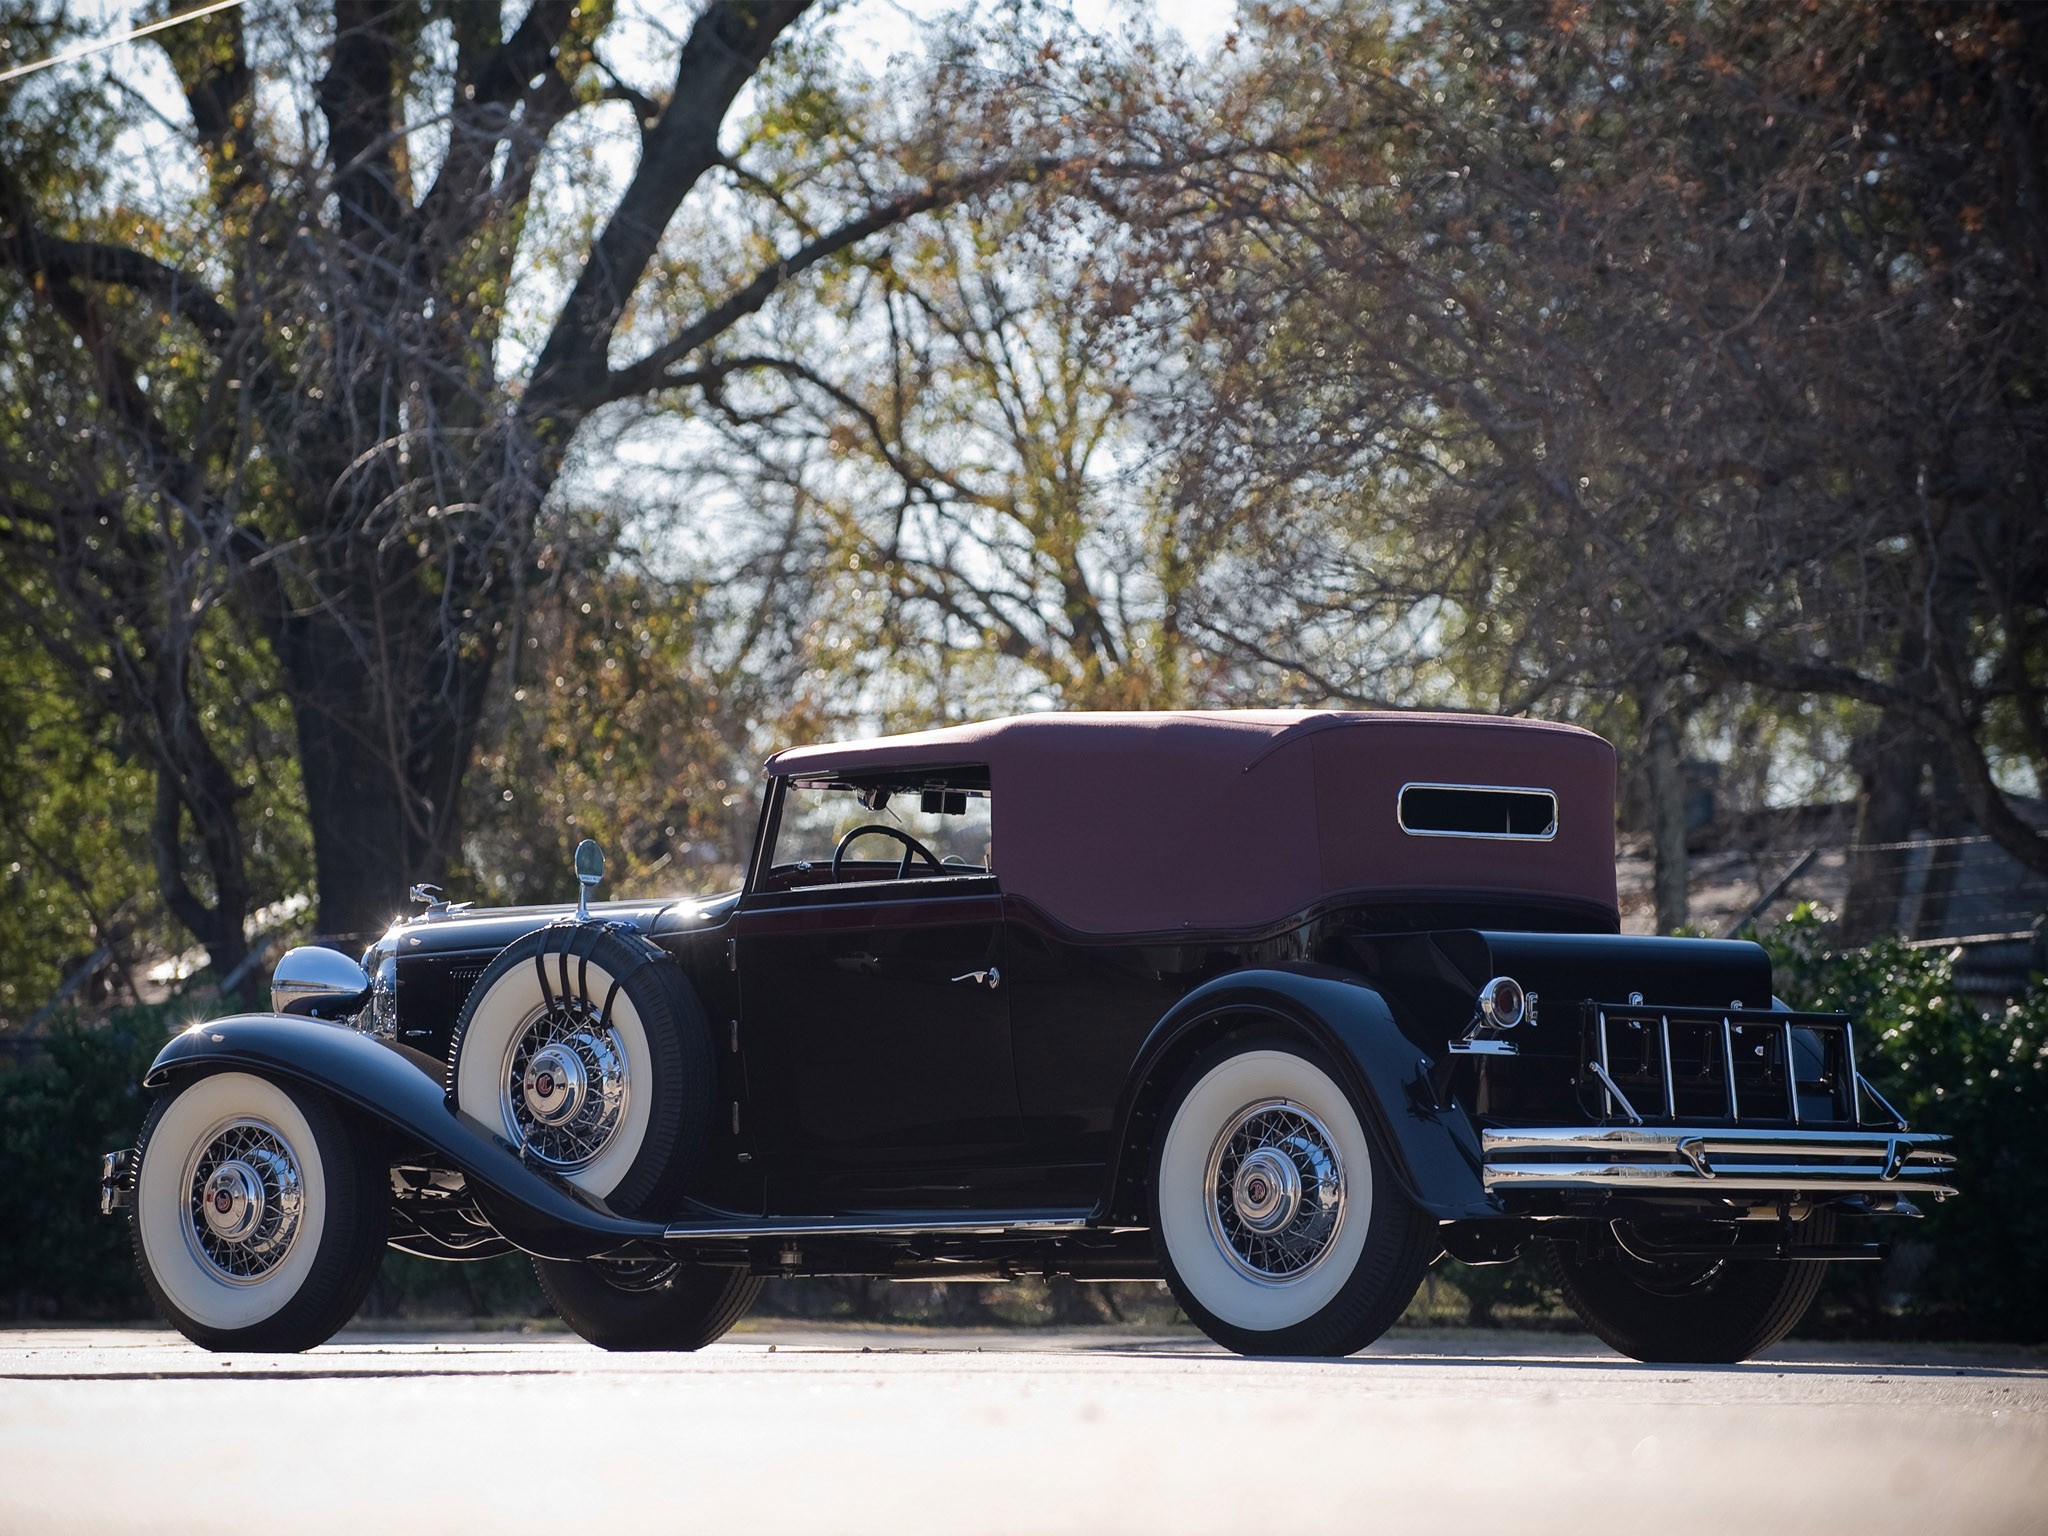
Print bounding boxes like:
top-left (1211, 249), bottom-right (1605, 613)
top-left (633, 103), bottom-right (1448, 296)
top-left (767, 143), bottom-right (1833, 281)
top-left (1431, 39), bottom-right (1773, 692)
top-left (1, 1326), bottom-right (2042, 1534)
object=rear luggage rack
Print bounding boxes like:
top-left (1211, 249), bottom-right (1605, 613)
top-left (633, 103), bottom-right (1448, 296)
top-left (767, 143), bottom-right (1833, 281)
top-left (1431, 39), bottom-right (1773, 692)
top-left (1580, 1002), bottom-right (1883, 1129)
top-left (1473, 999), bottom-right (1958, 1201)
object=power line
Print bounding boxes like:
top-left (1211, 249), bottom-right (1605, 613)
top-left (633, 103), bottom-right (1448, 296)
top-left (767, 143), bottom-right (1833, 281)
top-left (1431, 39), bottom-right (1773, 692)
top-left (0, 0), bottom-right (247, 87)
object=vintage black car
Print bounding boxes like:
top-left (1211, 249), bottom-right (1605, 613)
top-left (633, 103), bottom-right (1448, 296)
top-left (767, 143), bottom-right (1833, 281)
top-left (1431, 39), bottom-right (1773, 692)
top-left (102, 710), bottom-right (1956, 1360)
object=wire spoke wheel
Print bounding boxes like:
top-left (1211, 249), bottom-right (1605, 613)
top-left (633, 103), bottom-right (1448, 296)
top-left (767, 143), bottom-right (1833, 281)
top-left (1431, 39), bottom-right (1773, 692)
top-left (182, 1118), bottom-right (306, 1283)
top-left (499, 998), bottom-right (631, 1172)
top-left (1205, 1100), bottom-right (1347, 1282)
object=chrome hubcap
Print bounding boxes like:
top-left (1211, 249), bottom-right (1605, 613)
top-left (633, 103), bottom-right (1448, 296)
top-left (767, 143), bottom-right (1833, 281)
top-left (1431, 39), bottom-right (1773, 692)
top-left (1205, 1100), bottom-right (1346, 1282)
top-left (503, 1004), bottom-right (629, 1171)
top-left (521, 1044), bottom-right (589, 1127)
top-left (184, 1121), bottom-right (303, 1283)
top-left (1231, 1147), bottom-right (1303, 1233)
top-left (200, 1161), bottom-right (265, 1242)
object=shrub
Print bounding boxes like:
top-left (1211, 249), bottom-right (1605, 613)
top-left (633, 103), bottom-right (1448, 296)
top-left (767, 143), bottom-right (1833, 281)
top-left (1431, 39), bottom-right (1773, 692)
top-left (1764, 905), bottom-right (2048, 1340)
top-left (0, 1008), bottom-right (176, 1318)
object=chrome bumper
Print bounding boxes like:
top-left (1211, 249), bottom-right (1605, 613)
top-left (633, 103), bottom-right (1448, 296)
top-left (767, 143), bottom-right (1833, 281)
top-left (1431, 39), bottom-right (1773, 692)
top-left (99, 1148), bottom-right (134, 1215)
top-left (1481, 1125), bottom-right (1957, 1198)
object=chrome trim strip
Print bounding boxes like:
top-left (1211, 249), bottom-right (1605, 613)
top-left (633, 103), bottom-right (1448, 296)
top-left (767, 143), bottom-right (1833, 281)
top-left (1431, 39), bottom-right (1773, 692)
top-left (1395, 782), bottom-right (1559, 842)
top-left (1483, 1164), bottom-right (1959, 1195)
top-left (1596, 1009), bottom-right (1613, 1118)
top-left (1721, 1015), bottom-right (1740, 1120)
top-left (1659, 1014), bottom-right (1676, 1120)
top-left (661, 1212), bottom-right (1094, 1242)
top-left (1483, 1126), bottom-right (1953, 1154)
top-left (1783, 1019), bottom-right (1800, 1124)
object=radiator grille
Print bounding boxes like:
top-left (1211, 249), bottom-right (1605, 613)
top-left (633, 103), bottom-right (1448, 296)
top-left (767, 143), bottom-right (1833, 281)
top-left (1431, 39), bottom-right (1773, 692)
top-left (446, 964), bottom-right (489, 1006)
top-left (1580, 1003), bottom-right (1861, 1128)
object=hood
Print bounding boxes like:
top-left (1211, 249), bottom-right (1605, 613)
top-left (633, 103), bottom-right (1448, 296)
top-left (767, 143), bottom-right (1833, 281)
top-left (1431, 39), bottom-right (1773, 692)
top-left (371, 890), bottom-right (740, 960)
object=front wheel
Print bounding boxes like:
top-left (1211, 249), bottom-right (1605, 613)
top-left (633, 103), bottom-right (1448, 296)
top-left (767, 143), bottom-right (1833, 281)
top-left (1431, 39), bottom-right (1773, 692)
top-left (533, 1257), bottom-right (762, 1351)
top-left (131, 1071), bottom-right (387, 1352)
top-left (1150, 1038), bottom-right (1435, 1357)
top-left (1546, 1212), bottom-right (1836, 1363)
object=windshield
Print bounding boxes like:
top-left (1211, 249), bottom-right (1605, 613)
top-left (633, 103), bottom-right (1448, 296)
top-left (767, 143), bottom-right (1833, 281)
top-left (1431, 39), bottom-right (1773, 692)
top-left (765, 768), bottom-right (993, 889)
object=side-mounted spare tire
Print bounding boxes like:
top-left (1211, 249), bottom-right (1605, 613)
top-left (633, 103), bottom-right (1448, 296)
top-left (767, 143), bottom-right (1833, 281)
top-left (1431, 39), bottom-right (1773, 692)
top-left (448, 922), bottom-right (714, 1217)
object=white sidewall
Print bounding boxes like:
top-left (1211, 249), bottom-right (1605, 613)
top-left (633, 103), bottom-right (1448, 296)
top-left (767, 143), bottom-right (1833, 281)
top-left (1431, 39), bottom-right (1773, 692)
top-left (135, 1071), bottom-right (328, 1333)
top-left (1157, 1048), bottom-right (1375, 1333)
top-left (452, 959), bottom-right (652, 1200)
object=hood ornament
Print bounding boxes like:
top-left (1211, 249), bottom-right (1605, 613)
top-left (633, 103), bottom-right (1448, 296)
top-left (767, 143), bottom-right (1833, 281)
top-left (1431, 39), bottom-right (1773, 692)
top-left (574, 839), bottom-right (606, 922)
top-left (409, 883), bottom-right (470, 919)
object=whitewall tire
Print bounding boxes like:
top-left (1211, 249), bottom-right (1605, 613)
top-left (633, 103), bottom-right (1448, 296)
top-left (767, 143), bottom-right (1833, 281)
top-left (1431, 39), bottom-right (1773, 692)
top-left (448, 925), bottom-right (712, 1216)
top-left (132, 1070), bottom-right (386, 1352)
top-left (1151, 1038), bottom-right (1435, 1356)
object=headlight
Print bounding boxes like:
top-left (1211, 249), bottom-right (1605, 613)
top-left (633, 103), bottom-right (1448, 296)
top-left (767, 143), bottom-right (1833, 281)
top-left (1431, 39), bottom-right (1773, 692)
top-left (359, 939), bottom-right (399, 1039)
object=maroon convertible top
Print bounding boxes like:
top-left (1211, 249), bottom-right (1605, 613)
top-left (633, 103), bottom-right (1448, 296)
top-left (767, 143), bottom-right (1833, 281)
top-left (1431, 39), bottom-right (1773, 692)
top-left (768, 710), bottom-right (1619, 937)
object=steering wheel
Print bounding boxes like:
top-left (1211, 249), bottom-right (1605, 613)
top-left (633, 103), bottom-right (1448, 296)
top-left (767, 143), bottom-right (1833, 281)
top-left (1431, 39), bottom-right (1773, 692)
top-left (831, 824), bottom-right (946, 883)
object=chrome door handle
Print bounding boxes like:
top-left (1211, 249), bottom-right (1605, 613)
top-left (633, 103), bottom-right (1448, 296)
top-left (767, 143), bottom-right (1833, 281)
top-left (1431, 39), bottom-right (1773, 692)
top-left (950, 967), bottom-right (1001, 990)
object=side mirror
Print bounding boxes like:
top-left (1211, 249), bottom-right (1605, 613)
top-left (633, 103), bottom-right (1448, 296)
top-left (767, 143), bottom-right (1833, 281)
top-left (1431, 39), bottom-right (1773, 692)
top-left (574, 838), bottom-right (605, 921)
top-left (271, 946), bottom-right (371, 1018)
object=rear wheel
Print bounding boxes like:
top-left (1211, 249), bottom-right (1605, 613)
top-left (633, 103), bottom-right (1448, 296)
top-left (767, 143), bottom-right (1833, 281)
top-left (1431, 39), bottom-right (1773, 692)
top-left (1150, 1038), bottom-right (1435, 1357)
top-left (533, 1257), bottom-right (762, 1351)
top-left (131, 1070), bottom-right (387, 1352)
top-left (1546, 1212), bottom-right (1837, 1363)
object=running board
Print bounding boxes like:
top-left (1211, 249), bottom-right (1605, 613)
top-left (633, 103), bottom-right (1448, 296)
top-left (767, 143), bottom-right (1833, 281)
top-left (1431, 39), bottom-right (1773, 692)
top-left (662, 1210), bottom-right (1099, 1242)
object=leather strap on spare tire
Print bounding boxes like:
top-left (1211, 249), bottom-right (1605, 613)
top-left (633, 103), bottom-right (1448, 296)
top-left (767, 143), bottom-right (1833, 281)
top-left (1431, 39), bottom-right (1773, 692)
top-left (446, 921), bottom-right (714, 1217)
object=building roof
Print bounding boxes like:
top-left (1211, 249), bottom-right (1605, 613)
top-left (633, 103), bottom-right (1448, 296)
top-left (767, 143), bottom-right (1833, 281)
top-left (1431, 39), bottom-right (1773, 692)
top-left (768, 710), bottom-right (1619, 936)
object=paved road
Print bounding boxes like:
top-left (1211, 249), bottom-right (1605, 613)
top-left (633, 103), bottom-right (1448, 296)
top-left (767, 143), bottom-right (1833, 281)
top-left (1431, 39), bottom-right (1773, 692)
top-left (2, 1326), bottom-right (2042, 1535)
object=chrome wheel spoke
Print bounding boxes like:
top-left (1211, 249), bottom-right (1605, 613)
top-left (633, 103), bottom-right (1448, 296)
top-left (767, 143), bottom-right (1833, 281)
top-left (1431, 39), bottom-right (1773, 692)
top-left (182, 1118), bottom-right (304, 1284)
top-left (1204, 1099), bottom-right (1347, 1283)
top-left (501, 997), bottom-right (629, 1173)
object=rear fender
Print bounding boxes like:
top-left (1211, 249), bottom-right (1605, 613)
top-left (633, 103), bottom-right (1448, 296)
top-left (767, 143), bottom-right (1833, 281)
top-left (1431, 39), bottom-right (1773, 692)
top-left (146, 1015), bottom-right (671, 1260)
top-left (1100, 963), bottom-right (1496, 1223)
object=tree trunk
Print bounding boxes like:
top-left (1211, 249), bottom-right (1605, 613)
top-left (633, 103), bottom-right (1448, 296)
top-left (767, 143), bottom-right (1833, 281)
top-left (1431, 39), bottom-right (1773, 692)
top-left (277, 597), bottom-right (500, 941)
top-left (1839, 712), bottom-right (1925, 945)
top-left (1642, 683), bottom-right (1690, 934)
top-left (1908, 746), bottom-right (1966, 940)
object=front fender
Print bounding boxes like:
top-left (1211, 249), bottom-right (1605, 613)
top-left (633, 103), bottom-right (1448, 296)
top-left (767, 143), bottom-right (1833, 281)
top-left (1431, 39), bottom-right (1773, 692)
top-left (146, 1015), bottom-right (670, 1260)
top-left (1101, 963), bottom-right (1496, 1222)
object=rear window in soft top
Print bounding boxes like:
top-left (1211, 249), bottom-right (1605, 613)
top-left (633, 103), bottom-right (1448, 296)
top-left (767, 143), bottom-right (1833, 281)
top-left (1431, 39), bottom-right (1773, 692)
top-left (1398, 783), bottom-right (1557, 839)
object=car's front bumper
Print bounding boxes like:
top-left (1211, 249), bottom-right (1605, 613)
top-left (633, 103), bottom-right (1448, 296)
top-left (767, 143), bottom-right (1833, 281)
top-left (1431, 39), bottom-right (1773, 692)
top-left (1481, 1125), bottom-right (1957, 1199)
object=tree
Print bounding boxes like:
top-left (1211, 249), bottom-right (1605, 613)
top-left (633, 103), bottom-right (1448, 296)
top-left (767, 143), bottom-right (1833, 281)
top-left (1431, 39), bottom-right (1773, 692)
top-left (0, 0), bottom-right (1200, 961)
top-left (1127, 0), bottom-right (2048, 902)
top-left (679, 188), bottom-right (1222, 720)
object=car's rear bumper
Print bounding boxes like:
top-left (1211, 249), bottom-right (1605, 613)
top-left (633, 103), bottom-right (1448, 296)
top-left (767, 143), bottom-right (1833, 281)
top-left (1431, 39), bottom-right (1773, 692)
top-left (1480, 1125), bottom-right (1957, 1198)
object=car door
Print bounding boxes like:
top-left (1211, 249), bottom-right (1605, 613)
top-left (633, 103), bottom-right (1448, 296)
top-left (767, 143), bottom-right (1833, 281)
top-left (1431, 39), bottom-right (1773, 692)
top-left (735, 874), bottom-right (1023, 1211)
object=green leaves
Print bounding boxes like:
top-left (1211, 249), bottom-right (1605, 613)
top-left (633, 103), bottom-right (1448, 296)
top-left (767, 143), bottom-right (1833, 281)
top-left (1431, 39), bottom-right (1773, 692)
top-left (1766, 905), bottom-right (2048, 1339)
